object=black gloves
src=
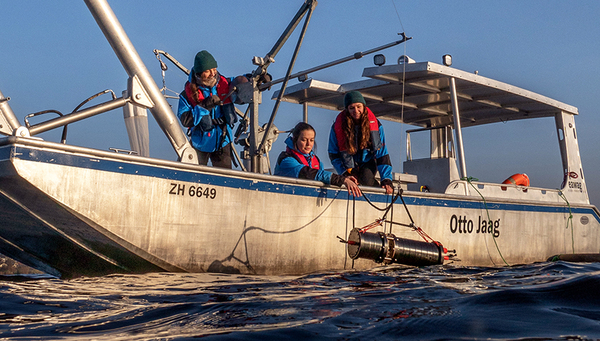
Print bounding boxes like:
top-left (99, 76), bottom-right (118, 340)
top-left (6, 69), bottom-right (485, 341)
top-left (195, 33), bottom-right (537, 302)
top-left (201, 94), bottom-right (221, 110)
top-left (198, 115), bottom-right (228, 132)
top-left (179, 111), bottom-right (194, 128)
top-left (212, 117), bottom-right (225, 126)
top-left (221, 103), bottom-right (238, 127)
top-left (381, 178), bottom-right (393, 189)
top-left (199, 115), bottom-right (214, 132)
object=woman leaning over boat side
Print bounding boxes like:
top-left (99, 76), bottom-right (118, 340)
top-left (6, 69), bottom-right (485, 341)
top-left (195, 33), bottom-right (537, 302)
top-left (275, 122), bottom-right (362, 197)
top-left (177, 50), bottom-right (243, 168)
top-left (328, 91), bottom-right (394, 194)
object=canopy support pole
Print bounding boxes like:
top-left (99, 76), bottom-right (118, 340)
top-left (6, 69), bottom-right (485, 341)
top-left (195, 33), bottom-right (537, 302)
top-left (449, 77), bottom-right (467, 178)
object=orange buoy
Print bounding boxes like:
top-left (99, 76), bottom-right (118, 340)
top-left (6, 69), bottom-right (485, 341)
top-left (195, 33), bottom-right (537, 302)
top-left (502, 173), bottom-right (530, 187)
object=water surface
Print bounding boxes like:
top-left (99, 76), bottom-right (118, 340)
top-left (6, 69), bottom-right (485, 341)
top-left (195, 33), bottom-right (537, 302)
top-left (1, 261), bottom-right (600, 340)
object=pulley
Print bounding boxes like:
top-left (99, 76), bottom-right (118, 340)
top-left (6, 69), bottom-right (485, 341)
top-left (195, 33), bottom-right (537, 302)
top-left (346, 228), bottom-right (447, 267)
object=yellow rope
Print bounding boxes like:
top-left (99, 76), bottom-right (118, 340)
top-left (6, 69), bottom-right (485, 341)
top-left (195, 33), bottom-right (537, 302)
top-left (462, 177), bottom-right (509, 266)
top-left (558, 191), bottom-right (575, 254)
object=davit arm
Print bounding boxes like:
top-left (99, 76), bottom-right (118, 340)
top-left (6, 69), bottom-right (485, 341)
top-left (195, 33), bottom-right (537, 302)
top-left (84, 0), bottom-right (198, 164)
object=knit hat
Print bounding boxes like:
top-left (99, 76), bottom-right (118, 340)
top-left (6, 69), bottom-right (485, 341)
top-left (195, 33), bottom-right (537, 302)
top-left (344, 91), bottom-right (366, 108)
top-left (193, 50), bottom-right (218, 74)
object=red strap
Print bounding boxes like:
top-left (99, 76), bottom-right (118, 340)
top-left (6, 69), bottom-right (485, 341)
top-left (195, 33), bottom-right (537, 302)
top-left (287, 147), bottom-right (320, 169)
top-left (184, 75), bottom-right (232, 107)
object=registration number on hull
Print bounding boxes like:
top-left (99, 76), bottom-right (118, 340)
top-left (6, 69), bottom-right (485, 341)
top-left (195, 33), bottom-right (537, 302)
top-left (169, 183), bottom-right (217, 199)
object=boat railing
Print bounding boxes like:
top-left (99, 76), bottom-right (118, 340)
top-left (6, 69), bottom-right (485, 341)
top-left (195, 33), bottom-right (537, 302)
top-left (2, 135), bottom-right (398, 194)
top-left (445, 179), bottom-right (565, 203)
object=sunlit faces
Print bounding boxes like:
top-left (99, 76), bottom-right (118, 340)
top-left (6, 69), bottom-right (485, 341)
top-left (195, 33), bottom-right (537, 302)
top-left (295, 129), bottom-right (315, 154)
top-left (347, 102), bottom-right (364, 121)
top-left (195, 68), bottom-right (218, 87)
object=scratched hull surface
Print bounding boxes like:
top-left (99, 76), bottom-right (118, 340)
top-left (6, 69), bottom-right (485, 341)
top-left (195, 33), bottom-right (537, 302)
top-left (0, 138), bottom-right (598, 278)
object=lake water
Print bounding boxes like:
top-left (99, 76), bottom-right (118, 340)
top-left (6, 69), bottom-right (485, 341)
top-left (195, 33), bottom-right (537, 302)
top-left (1, 261), bottom-right (600, 340)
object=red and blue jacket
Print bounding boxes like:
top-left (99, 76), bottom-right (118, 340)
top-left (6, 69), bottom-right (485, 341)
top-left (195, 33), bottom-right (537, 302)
top-left (177, 72), bottom-right (236, 153)
top-left (328, 108), bottom-right (392, 181)
top-left (274, 136), bottom-right (345, 186)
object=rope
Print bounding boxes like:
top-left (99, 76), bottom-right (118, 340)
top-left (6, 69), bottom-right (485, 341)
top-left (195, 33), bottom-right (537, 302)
top-left (360, 188), bottom-right (444, 248)
top-left (391, 0), bottom-right (405, 32)
top-left (558, 190), bottom-right (575, 254)
top-left (224, 188), bottom-right (348, 271)
top-left (355, 187), bottom-right (401, 232)
top-left (362, 190), bottom-right (400, 212)
top-left (398, 190), bottom-right (415, 226)
top-left (352, 193), bottom-right (357, 229)
top-left (382, 217), bottom-right (436, 244)
top-left (358, 219), bottom-right (384, 233)
top-left (462, 176), bottom-right (509, 266)
top-left (350, 192), bottom-right (356, 269)
top-left (388, 191), bottom-right (394, 234)
top-left (344, 191), bottom-right (351, 269)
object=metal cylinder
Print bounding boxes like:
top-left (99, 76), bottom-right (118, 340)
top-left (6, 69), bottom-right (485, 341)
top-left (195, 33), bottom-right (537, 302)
top-left (347, 228), bottom-right (387, 262)
top-left (347, 228), bottom-right (444, 266)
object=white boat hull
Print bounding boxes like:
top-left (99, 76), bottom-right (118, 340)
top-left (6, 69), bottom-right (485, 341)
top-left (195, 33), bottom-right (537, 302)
top-left (0, 137), bottom-right (598, 278)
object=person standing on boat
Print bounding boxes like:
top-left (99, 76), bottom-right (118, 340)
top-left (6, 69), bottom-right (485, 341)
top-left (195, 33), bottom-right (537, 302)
top-left (177, 50), bottom-right (241, 168)
top-left (328, 91), bottom-right (394, 194)
top-left (275, 122), bottom-right (362, 197)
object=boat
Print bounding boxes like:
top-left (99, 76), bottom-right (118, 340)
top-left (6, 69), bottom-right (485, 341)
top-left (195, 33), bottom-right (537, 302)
top-left (0, 0), bottom-right (598, 278)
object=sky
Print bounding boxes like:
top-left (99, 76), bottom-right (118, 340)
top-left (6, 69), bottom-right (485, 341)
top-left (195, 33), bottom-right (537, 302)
top-left (1, 1), bottom-right (600, 204)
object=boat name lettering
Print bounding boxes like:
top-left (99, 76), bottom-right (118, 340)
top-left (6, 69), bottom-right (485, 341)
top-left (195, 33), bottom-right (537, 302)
top-left (169, 183), bottom-right (217, 199)
top-left (568, 181), bottom-right (582, 191)
top-left (449, 215), bottom-right (500, 237)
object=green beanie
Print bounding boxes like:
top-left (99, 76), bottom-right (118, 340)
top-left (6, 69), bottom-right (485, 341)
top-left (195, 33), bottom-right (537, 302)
top-left (344, 91), bottom-right (366, 108)
top-left (193, 50), bottom-right (218, 74)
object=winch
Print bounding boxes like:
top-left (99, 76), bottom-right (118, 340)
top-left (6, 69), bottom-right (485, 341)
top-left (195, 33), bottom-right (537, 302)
top-left (346, 228), bottom-right (447, 266)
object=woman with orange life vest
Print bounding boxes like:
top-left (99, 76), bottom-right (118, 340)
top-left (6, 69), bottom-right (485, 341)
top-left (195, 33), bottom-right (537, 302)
top-left (177, 50), bottom-right (242, 168)
top-left (328, 91), bottom-right (394, 194)
top-left (274, 122), bottom-right (362, 197)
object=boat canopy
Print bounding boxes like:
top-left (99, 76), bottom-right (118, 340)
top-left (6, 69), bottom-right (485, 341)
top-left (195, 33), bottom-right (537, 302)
top-left (276, 61), bottom-right (578, 128)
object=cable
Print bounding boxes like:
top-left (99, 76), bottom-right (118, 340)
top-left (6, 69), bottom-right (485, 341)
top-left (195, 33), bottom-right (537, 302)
top-left (344, 191), bottom-right (351, 269)
top-left (462, 176), bottom-right (509, 266)
top-left (558, 190), bottom-right (575, 254)
top-left (391, 0), bottom-right (405, 32)
top-left (390, 0), bottom-right (409, 168)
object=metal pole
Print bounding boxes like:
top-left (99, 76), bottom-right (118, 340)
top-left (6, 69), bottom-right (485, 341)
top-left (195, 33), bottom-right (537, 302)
top-left (253, 0), bottom-right (315, 77)
top-left (29, 97), bottom-right (128, 135)
top-left (248, 0), bottom-right (316, 173)
top-left (449, 77), bottom-right (467, 178)
top-left (257, 1), bottom-right (315, 157)
top-left (260, 34), bottom-right (411, 91)
top-left (84, 0), bottom-right (197, 164)
top-left (303, 102), bottom-right (308, 123)
top-left (0, 89), bottom-right (21, 133)
top-left (153, 49), bottom-right (190, 75)
top-left (249, 78), bottom-right (261, 173)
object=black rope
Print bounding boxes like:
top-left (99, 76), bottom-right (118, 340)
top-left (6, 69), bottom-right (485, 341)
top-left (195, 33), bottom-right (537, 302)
top-left (398, 189), bottom-right (415, 226)
top-left (344, 191), bottom-right (351, 269)
top-left (362, 190), bottom-right (400, 212)
top-left (352, 193), bottom-right (356, 229)
top-left (389, 190), bottom-right (395, 234)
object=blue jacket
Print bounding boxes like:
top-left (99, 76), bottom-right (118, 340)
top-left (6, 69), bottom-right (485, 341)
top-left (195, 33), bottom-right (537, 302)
top-left (328, 121), bottom-right (393, 181)
top-left (274, 136), bottom-right (338, 185)
top-left (177, 72), bottom-right (235, 153)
